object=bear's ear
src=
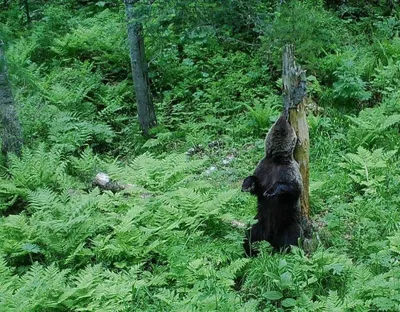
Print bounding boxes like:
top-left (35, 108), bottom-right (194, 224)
top-left (242, 176), bottom-right (257, 192)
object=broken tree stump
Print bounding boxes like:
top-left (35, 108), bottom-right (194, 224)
top-left (282, 44), bottom-right (310, 221)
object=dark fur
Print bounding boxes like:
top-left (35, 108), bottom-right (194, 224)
top-left (242, 114), bottom-right (303, 256)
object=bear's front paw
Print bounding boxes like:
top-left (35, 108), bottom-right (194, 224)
top-left (263, 187), bottom-right (277, 198)
top-left (242, 176), bottom-right (256, 193)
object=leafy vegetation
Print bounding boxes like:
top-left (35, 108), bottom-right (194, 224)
top-left (1, 0), bottom-right (400, 311)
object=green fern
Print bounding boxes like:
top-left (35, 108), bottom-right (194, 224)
top-left (0, 263), bottom-right (70, 311)
top-left (324, 291), bottom-right (345, 312)
top-left (69, 148), bottom-right (102, 181)
top-left (340, 146), bottom-right (396, 194)
top-left (381, 114), bottom-right (400, 130)
top-left (48, 111), bottom-right (115, 153)
top-left (347, 97), bottom-right (400, 148)
top-left (244, 97), bottom-right (280, 134)
top-left (388, 230), bottom-right (400, 255)
top-left (6, 144), bottom-right (75, 191)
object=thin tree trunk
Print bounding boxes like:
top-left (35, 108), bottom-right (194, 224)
top-left (0, 40), bottom-right (23, 157)
top-left (22, 0), bottom-right (31, 24)
top-left (124, 0), bottom-right (157, 136)
top-left (282, 44), bottom-right (310, 220)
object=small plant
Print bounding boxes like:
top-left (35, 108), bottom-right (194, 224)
top-left (332, 61), bottom-right (371, 106)
top-left (340, 146), bottom-right (396, 195)
top-left (347, 94), bottom-right (400, 149)
top-left (244, 97), bottom-right (280, 135)
top-left (371, 59), bottom-right (400, 96)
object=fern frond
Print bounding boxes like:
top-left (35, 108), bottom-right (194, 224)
top-left (0, 257), bottom-right (18, 300)
top-left (4, 263), bottom-right (70, 311)
top-left (381, 114), bottom-right (400, 130)
top-left (325, 290), bottom-right (344, 311)
top-left (28, 188), bottom-right (61, 212)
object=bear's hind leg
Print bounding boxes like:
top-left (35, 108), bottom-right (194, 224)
top-left (271, 223), bottom-right (301, 251)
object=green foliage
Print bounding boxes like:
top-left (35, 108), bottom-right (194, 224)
top-left (332, 61), bottom-right (372, 105)
top-left (155, 48), bottom-right (274, 140)
top-left (48, 111), bottom-right (115, 153)
top-left (347, 92), bottom-right (400, 148)
top-left (0, 263), bottom-right (70, 311)
top-left (340, 146), bottom-right (395, 195)
top-left (260, 0), bottom-right (347, 72)
top-left (372, 59), bottom-right (400, 96)
top-left (0, 151), bottom-right (248, 310)
top-left (244, 96), bottom-right (280, 135)
top-left (52, 9), bottom-right (127, 75)
top-left (2, 0), bottom-right (400, 310)
top-left (11, 145), bottom-right (76, 188)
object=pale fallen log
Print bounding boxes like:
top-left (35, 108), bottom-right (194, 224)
top-left (93, 172), bottom-right (132, 192)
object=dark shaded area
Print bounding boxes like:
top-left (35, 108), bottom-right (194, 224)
top-left (1, 197), bottom-right (27, 217)
top-left (0, 41), bottom-right (23, 157)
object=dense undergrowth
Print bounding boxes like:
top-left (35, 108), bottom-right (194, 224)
top-left (1, 0), bottom-right (400, 311)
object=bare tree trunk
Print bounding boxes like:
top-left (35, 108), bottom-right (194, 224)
top-left (124, 0), bottom-right (157, 136)
top-left (0, 41), bottom-right (23, 157)
top-left (22, 0), bottom-right (31, 24)
top-left (282, 44), bottom-right (310, 220)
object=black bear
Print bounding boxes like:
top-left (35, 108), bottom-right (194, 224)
top-left (242, 114), bottom-right (303, 256)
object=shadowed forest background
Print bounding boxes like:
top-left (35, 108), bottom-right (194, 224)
top-left (1, 0), bottom-right (400, 311)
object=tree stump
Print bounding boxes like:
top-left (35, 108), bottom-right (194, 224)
top-left (282, 44), bottom-right (310, 221)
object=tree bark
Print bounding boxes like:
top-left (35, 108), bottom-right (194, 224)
top-left (124, 0), bottom-right (157, 136)
top-left (22, 0), bottom-right (31, 24)
top-left (282, 44), bottom-right (310, 220)
top-left (0, 40), bottom-right (23, 157)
